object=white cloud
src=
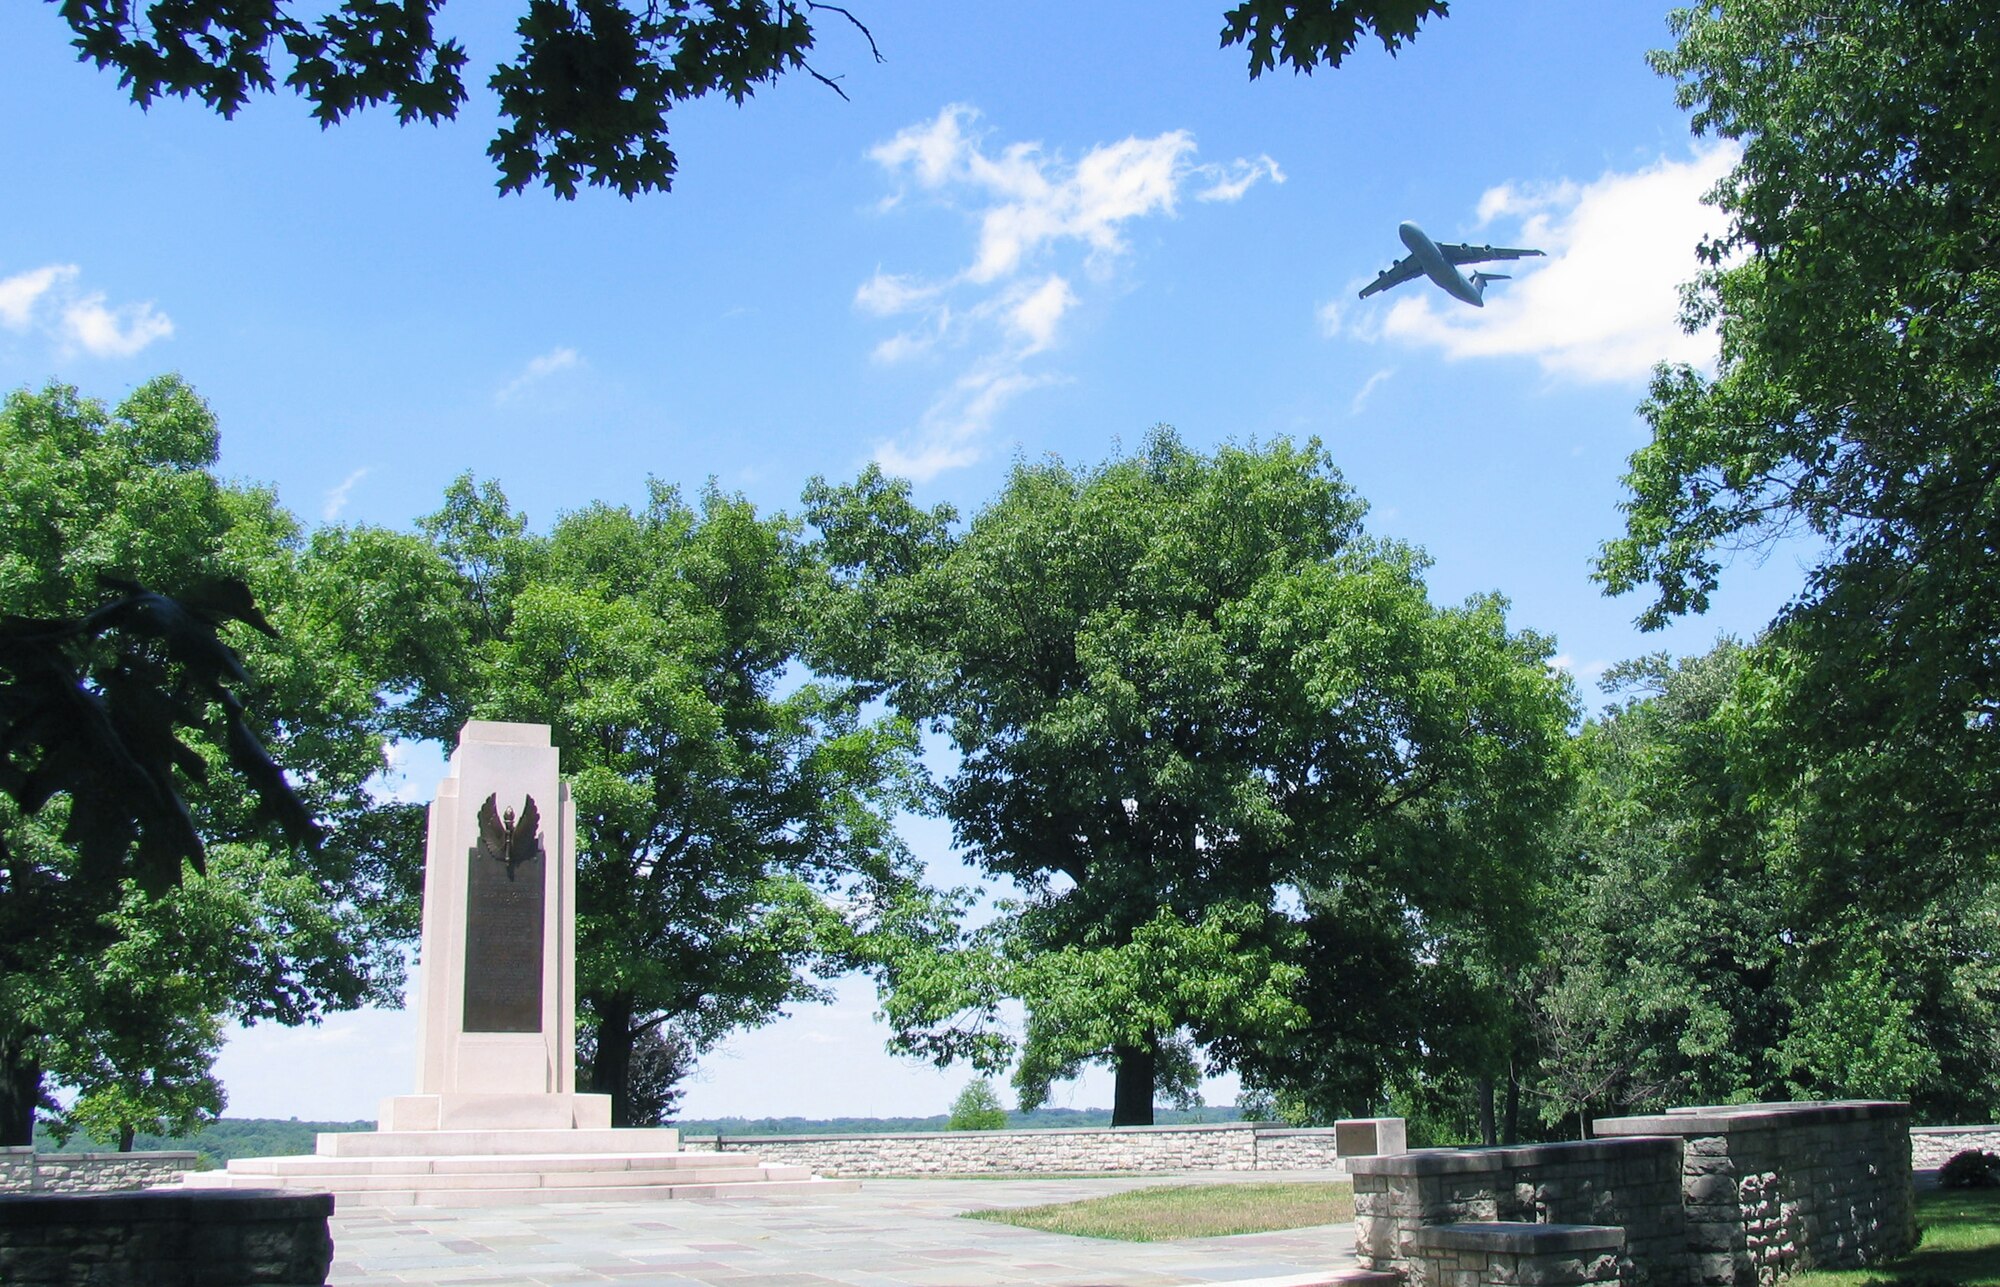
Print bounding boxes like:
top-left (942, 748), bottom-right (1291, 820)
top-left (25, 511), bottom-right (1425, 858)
top-left (0, 264), bottom-right (77, 328)
top-left (1551, 653), bottom-right (1612, 688)
top-left (60, 293), bottom-right (175, 358)
top-left (1006, 275), bottom-right (1075, 354)
top-left (496, 345), bottom-right (582, 403)
top-left (1350, 367), bottom-right (1395, 415)
top-left (321, 467), bottom-right (371, 521)
top-left (1346, 143), bottom-right (1740, 383)
top-left (854, 271), bottom-right (941, 317)
top-left (0, 263), bottom-right (173, 358)
top-left (1195, 154), bottom-right (1285, 203)
top-left (862, 105), bottom-right (1282, 478)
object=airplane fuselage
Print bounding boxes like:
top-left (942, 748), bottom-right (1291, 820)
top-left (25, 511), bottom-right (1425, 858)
top-left (1399, 221), bottom-right (1488, 308)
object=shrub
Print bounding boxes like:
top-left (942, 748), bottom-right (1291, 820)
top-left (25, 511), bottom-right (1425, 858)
top-left (1938, 1149), bottom-right (2000, 1189)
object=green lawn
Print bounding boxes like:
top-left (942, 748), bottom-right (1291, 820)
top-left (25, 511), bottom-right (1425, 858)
top-left (962, 1181), bottom-right (1355, 1241)
top-left (1789, 1187), bottom-right (2000, 1287)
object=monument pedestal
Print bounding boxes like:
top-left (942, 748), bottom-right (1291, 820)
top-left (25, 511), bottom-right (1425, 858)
top-left (179, 722), bottom-right (853, 1206)
top-left (378, 1092), bottom-right (612, 1132)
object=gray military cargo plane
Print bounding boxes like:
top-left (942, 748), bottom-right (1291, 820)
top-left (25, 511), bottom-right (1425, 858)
top-left (1359, 221), bottom-right (1544, 308)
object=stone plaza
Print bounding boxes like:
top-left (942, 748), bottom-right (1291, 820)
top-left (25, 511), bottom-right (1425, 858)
top-left (325, 1171), bottom-right (1371, 1287)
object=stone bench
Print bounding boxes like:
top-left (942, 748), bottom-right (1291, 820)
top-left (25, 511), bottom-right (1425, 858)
top-left (0, 1189), bottom-right (333, 1286)
top-left (1411, 1222), bottom-right (1626, 1287)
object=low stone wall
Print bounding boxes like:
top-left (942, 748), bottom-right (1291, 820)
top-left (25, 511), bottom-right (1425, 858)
top-left (1351, 1137), bottom-right (1686, 1287)
top-left (1911, 1125), bottom-right (2000, 1169)
top-left (688, 1121), bottom-right (1363, 1176)
top-left (1597, 1101), bottom-right (1915, 1285)
top-left (0, 1147), bottom-right (199, 1195)
top-left (0, 1189), bottom-right (333, 1286)
top-left (1354, 1101), bottom-right (1912, 1287)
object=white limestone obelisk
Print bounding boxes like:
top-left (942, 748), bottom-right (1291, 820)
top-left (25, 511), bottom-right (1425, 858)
top-left (380, 721), bottom-right (612, 1132)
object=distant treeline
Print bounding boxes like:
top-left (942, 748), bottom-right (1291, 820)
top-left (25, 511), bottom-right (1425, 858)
top-left (32, 1118), bottom-right (374, 1168)
top-left (29, 1105), bottom-right (1246, 1163)
top-left (673, 1105), bottom-right (1246, 1136)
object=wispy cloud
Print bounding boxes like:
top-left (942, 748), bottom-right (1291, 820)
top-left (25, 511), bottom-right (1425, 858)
top-left (861, 104), bottom-right (1284, 481)
top-left (1330, 143), bottom-right (1739, 383)
top-left (0, 263), bottom-right (174, 358)
top-left (1350, 367), bottom-right (1395, 415)
top-left (1551, 653), bottom-right (1612, 688)
top-left (322, 467), bottom-right (370, 521)
top-left (496, 345), bottom-right (582, 404)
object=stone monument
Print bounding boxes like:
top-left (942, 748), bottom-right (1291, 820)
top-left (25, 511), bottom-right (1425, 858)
top-left (181, 721), bottom-right (851, 1203)
top-left (379, 720), bottom-right (611, 1132)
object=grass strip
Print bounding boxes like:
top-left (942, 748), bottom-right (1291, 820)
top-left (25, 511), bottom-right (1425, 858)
top-left (962, 1181), bottom-right (1355, 1242)
top-left (1772, 1187), bottom-right (2000, 1286)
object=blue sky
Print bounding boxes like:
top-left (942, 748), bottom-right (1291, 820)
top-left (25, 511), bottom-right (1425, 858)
top-left (2, 1), bottom-right (1815, 1121)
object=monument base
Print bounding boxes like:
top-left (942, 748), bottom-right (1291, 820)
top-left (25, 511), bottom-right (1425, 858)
top-left (180, 1126), bottom-right (859, 1206)
top-left (378, 1092), bottom-right (612, 1132)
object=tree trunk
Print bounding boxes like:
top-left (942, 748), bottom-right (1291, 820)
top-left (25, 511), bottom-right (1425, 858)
top-left (0, 1036), bottom-right (41, 1147)
top-left (1110, 1041), bottom-right (1155, 1126)
top-left (1502, 1067), bottom-right (1521, 1145)
top-left (584, 994), bottom-right (637, 1128)
top-left (118, 1124), bottom-right (136, 1153)
top-left (1476, 1076), bottom-right (1496, 1147)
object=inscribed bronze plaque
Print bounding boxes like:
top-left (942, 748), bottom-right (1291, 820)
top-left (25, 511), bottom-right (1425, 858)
top-left (462, 793), bottom-right (545, 1033)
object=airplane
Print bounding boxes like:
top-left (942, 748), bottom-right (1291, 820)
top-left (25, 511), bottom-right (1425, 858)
top-left (1359, 221), bottom-right (1544, 307)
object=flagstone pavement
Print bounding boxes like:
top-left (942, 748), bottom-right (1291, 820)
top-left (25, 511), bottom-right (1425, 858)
top-left (328, 1171), bottom-right (1362, 1287)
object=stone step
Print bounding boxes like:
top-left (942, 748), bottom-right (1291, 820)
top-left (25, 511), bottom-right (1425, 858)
top-left (314, 1128), bottom-right (684, 1158)
top-left (227, 1151), bottom-right (766, 1177)
top-left (191, 1163), bottom-right (811, 1193)
top-left (182, 1175), bottom-right (859, 1208)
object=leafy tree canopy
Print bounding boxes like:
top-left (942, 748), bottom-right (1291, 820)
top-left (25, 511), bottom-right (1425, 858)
top-left (46, 0), bottom-right (1448, 197)
top-left (1596, 0), bottom-right (2000, 902)
top-left (812, 430), bottom-right (1574, 1125)
top-left (0, 378), bottom-right (424, 1147)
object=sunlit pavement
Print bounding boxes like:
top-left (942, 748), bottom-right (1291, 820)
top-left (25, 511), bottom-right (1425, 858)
top-left (328, 1171), bottom-right (1362, 1286)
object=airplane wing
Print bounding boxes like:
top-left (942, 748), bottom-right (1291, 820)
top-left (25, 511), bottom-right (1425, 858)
top-left (1358, 256), bottom-right (1423, 299)
top-left (1438, 243), bottom-right (1545, 266)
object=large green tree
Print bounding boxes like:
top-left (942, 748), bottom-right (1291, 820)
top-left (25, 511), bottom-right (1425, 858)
top-left (0, 378), bottom-right (419, 1146)
top-left (810, 432), bottom-right (1574, 1125)
top-left (1597, 0), bottom-right (2000, 918)
top-left (396, 474), bottom-right (929, 1125)
top-left (43, 0), bottom-right (1447, 197)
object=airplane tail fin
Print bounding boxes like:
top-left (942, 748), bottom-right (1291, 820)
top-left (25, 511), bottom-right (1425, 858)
top-left (1468, 270), bottom-right (1511, 302)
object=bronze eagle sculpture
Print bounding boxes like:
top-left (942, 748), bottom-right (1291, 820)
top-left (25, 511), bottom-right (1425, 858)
top-left (477, 793), bottom-right (540, 879)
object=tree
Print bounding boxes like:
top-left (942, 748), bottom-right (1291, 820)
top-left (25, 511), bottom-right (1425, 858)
top-left (1596, 0), bottom-right (2000, 917)
top-left (946, 1079), bottom-right (1007, 1131)
top-left (1530, 645), bottom-right (1790, 1133)
top-left (44, 0), bottom-right (1448, 198)
top-left (399, 474), bottom-right (930, 1125)
top-left (0, 378), bottom-right (419, 1146)
top-left (1534, 643), bottom-right (2000, 1126)
top-left (809, 432), bottom-right (1574, 1125)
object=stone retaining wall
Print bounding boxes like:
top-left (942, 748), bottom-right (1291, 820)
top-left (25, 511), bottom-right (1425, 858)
top-left (0, 1147), bottom-right (199, 1194)
top-left (1597, 1101), bottom-right (1915, 1285)
top-left (688, 1121), bottom-right (1362, 1176)
top-left (1911, 1125), bottom-right (2000, 1169)
top-left (1350, 1137), bottom-right (1686, 1287)
top-left (1354, 1101), bottom-right (1913, 1287)
top-left (0, 1189), bottom-right (333, 1286)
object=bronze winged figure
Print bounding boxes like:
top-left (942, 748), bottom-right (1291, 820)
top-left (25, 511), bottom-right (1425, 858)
top-left (476, 793), bottom-right (541, 879)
